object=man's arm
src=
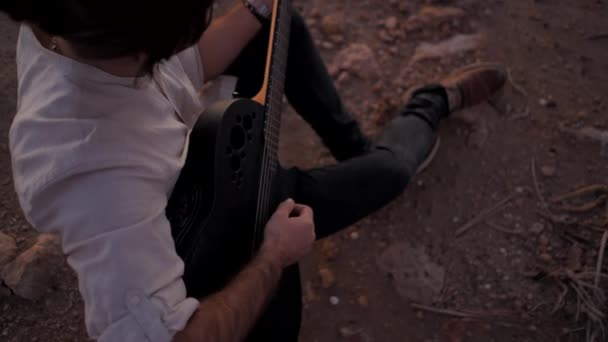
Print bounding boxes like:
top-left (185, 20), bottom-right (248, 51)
top-left (173, 247), bottom-right (281, 342)
top-left (173, 199), bottom-right (315, 342)
top-left (198, 0), bottom-right (272, 81)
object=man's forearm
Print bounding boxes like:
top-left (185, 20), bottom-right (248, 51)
top-left (173, 247), bottom-right (283, 342)
top-left (198, 1), bottom-right (267, 81)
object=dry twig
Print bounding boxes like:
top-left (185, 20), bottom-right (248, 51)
top-left (556, 196), bottom-right (607, 213)
top-left (455, 193), bottom-right (519, 237)
top-left (531, 157), bottom-right (549, 210)
top-left (551, 185), bottom-right (608, 203)
top-left (411, 304), bottom-right (477, 319)
top-left (488, 221), bottom-right (523, 235)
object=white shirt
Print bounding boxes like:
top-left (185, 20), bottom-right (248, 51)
top-left (9, 25), bottom-right (228, 341)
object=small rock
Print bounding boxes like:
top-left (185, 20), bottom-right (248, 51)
top-left (357, 295), bottom-right (369, 307)
top-left (416, 311), bottom-right (424, 319)
top-left (350, 231), bottom-right (359, 240)
top-left (337, 71), bottom-right (350, 85)
top-left (540, 165), bottom-right (556, 177)
top-left (385, 16), bottom-right (398, 30)
top-left (1, 234), bottom-right (63, 301)
top-left (539, 98), bottom-right (557, 108)
top-left (329, 34), bottom-right (345, 44)
top-left (339, 326), bottom-right (359, 338)
top-left (321, 239), bottom-right (338, 260)
top-left (483, 283), bottom-right (492, 290)
top-left (539, 253), bottom-right (552, 262)
top-left (318, 267), bottom-right (336, 288)
top-left (528, 223), bottom-right (544, 235)
top-left (320, 15), bottom-right (341, 36)
top-left (321, 41), bottom-right (334, 50)
top-left (567, 244), bottom-right (583, 271)
top-left (0, 232), bottom-right (18, 267)
top-left (329, 296), bottom-right (340, 305)
top-left (539, 234), bottom-right (550, 246)
top-left (332, 43), bottom-right (380, 81)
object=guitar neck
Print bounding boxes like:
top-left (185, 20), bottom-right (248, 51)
top-left (251, 0), bottom-right (292, 239)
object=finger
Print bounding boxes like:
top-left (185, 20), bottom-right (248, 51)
top-left (274, 198), bottom-right (296, 216)
top-left (289, 203), bottom-right (308, 217)
top-left (297, 205), bottom-right (314, 219)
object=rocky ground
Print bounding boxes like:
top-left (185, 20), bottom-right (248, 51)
top-left (1, 0), bottom-right (607, 341)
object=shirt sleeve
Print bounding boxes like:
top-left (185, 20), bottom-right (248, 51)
top-left (174, 45), bottom-right (205, 91)
top-left (24, 165), bottom-right (199, 341)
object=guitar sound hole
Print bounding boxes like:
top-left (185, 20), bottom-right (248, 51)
top-left (231, 155), bottom-right (241, 171)
top-left (243, 115), bottom-right (252, 130)
top-left (230, 126), bottom-right (245, 150)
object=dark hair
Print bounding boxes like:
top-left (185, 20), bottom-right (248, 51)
top-left (1, 0), bottom-right (215, 74)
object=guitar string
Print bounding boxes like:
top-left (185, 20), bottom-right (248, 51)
top-left (253, 3), bottom-right (290, 255)
top-left (253, 3), bottom-right (283, 254)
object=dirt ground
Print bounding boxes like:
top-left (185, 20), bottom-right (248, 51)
top-left (1, 0), bottom-right (607, 341)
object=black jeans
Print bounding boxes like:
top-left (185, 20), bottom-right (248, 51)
top-left (224, 10), bottom-right (449, 341)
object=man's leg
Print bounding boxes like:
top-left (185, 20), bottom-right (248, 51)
top-left (224, 9), bottom-right (506, 341)
top-left (225, 11), bottom-right (371, 161)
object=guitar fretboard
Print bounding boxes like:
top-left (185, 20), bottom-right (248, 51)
top-left (254, 0), bottom-right (292, 242)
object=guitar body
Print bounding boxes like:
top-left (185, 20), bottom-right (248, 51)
top-left (167, 98), bottom-right (302, 341)
top-left (168, 98), bottom-right (268, 296)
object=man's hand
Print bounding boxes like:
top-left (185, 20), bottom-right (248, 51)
top-left (173, 198), bottom-right (314, 342)
top-left (262, 199), bottom-right (315, 267)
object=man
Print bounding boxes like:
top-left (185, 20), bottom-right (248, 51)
top-left (2, 0), bottom-right (506, 341)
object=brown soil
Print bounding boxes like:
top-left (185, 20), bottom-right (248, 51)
top-left (1, 0), bottom-right (607, 341)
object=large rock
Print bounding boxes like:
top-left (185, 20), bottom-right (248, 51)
top-left (1, 234), bottom-right (63, 301)
top-left (409, 33), bottom-right (484, 65)
top-left (0, 232), bottom-right (17, 267)
top-left (405, 5), bottom-right (466, 30)
top-left (377, 241), bottom-right (445, 305)
top-left (331, 43), bottom-right (380, 81)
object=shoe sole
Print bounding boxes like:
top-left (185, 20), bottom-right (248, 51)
top-left (416, 136), bottom-right (441, 175)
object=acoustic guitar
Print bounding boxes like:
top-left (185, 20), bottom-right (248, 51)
top-left (166, 0), bottom-right (302, 339)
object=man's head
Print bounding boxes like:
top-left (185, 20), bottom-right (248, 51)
top-left (1, 0), bottom-right (215, 74)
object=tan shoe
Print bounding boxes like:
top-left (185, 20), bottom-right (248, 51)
top-left (440, 63), bottom-right (507, 112)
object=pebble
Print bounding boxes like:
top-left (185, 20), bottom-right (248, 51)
top-left (350, 231), bottom-right (359, 240)
top-left (321, 239), bottom-right (338, 260)
top-left (529, 223), bottom-right (544, 234)
top-left (385, 16), bottom-right (398, 30)
top-left (339, 326), bottom-right (358, 338)
top-left (357, 295), bottom-right (369, 307)
top-left (318, 267), bottom-right (336, 288)
top-left (539, 234), bottom-right (550, 246)
top-left (483, 283), bottom-right (492, 290)
top-left (539, 253), bottom-right (552, 262)
top-left (416, 311), bottom-right (424, 319)
top-left (320, 15), bottom-right (341, 36)
top-left (321, 41), bottom-right (334, 50)
top-left (539, 98), bottom-right (557, 108)
top-left (540, 165), bottom-right (556, 177)
top-left (329, 296), bottom-right (340, 305)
